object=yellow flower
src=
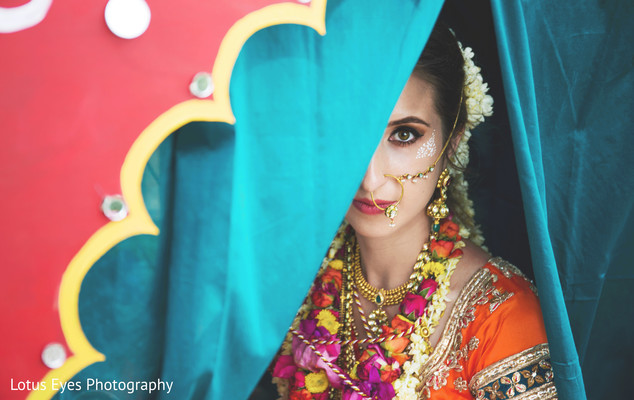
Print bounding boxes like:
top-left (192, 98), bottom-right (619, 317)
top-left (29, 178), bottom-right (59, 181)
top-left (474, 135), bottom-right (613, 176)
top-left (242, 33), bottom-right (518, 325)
top-left (422, 261), bottom-right (445, 278)
top-left (316, 309), bottom-right (340, 334)
top-left (350, 362), bottom-right (359, 380)
top-left (305, 370), bottom-right (328, 393)
top-left (328, 259), bottom-right (343, 270)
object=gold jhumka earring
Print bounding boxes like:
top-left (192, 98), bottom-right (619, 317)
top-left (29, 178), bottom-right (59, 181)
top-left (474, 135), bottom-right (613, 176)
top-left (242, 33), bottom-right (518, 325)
top-left (427, 168), bottom-right (451, 238)
top-left (369, 174), bottom-right (404, 227)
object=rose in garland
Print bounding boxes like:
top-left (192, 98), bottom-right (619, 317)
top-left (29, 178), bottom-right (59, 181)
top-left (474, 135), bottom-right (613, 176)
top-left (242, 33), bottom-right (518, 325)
top-left (311, 282), bottom-right (338, 308)
top-left (381, 315), bottom-right (414, 365)
top-left (289, 389), bottom-right (312, 400)
top-left (321, 266), bottom-right (342, 290)
top-left (273, 355), bottom-right (297, 379)
top-left (418, 279), bottom-right (438, 300)
top-left (439, 220), bottom-right (460, 240)
top-left (400, 292), bottom-right (428, 319)
top-left (430, 239), bottom-right (454, 258)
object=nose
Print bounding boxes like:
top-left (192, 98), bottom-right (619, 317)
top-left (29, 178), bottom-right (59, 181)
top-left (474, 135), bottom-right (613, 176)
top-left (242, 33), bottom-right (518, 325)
top-left (360, 148), bottom-right (388, 193)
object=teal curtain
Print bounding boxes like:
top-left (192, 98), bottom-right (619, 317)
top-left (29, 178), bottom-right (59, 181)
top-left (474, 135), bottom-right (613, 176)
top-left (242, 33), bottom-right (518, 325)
top-left (491, 1), bottom-right (633, 399)
top-left (57, 1), bottom-right (633, 400)
top-left (58, 1), bottom-right (444, 399)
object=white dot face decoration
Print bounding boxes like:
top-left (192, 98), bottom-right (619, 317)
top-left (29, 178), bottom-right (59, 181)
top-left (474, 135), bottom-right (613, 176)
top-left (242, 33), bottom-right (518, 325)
top-left (104, 0), bottom-right (151, 39)
top-left (416, 130), bottom-right (437, 159)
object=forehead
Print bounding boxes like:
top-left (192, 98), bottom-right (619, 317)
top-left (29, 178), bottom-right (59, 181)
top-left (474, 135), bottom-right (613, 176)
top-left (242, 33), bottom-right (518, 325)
top-left (389, 74), bottom-right (439, 124)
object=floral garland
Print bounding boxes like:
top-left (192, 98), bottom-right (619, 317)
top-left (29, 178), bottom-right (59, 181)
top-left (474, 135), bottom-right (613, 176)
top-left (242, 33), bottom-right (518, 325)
top-left (272, 220), bottom-right (465, 400)
top-left (447, 43), bottom-right (493, 247)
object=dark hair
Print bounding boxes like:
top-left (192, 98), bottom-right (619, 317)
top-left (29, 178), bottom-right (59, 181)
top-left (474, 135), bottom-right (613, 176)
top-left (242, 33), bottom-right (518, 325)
top-left (413, 22), bottom-right (467, 163)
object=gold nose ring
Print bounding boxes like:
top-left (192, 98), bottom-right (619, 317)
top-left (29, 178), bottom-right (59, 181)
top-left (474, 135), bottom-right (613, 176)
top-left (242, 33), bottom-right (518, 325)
top-left (370, 174), bottom-right (404, 227)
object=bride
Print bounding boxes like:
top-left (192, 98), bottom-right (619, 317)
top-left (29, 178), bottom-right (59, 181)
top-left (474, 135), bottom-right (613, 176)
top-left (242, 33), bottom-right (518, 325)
top-left (271, 21), bottom-right (557, 400)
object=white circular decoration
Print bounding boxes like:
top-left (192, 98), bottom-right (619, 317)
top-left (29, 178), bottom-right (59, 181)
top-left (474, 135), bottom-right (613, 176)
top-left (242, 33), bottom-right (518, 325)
top-left (104, 0), bottom-right (151, 39)
top-left (41, 343), bottom-right (66, 369)
top-left (189, 72), bottom-right (214, 98)
top-left (101, 195), bottom-right (128, 221)
top-left (0, 0), bottom-right (53, 34)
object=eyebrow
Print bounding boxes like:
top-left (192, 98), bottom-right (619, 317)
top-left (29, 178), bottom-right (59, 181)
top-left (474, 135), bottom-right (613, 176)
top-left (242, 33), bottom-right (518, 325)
top-left (387, 116), bottom-right (430, 127)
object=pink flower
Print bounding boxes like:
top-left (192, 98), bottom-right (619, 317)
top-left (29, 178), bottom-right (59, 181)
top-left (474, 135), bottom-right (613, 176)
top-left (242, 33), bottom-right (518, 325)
top-left (342, 379), bottom-right (395, 400)
top-left (418, 279), bottom-right (438, 300)
top-left (356, 345), bottom-right (400, 385)
top-left (400, 292), bottom-right (428, 319)
top-left (313, 393), bottom-right (329, 400)
top-left (272, 355), bottom-right (296, 379)
top-left (293, 371), bottom-right (305, 388)
top-left (292, 319), bottom-right (343, 388)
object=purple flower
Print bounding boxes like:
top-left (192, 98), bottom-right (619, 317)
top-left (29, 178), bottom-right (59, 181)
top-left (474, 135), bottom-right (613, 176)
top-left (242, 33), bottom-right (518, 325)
top-left (292, 319), bottom-right (343, 388)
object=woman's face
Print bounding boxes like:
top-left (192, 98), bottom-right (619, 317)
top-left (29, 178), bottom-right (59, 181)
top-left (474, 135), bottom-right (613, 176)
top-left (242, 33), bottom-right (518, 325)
top-left (345, 74), bottom-right (446, 238)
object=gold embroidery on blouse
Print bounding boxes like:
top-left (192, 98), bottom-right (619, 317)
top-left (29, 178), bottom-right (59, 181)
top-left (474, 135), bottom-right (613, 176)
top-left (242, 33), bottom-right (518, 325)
top-left (489, 289), bottom-right (514, 313)
top-left (416, 258), bottom-right (543, 399)
top-left (454, 376), bottom-right (468, 392)
top-left (416, 268), bottom-right (497, 398)
top-left (470, 343), bottom-right (556, 400)
top-left (489, 257), bottom-right (538, 296)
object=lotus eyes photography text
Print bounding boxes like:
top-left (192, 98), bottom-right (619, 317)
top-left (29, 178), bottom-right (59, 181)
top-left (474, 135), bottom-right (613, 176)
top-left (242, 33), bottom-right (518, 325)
top-left (10, 378), bottom-right (173, 394)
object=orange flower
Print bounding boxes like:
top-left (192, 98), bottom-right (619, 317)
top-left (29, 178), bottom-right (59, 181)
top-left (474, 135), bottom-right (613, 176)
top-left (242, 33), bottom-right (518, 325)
top-left (380, 362), bottom-right (401, 383)
top-left (384, 335), bottom-right (409, 354)
top-left (391, 314), bottom-right (414, 332)
top-left (290, 388), bottom-right (312, 400)
top-left (311, 289), bottom-right (334, 308)
top-left (430, 239), bottom-right (454, 258)
top-left (448, 248), bottom-right (463, 259)
top-left (382, 336), bottom-right (410, 366)
top-left (439, 220), bottom-right (460, 239)
top-left (321, 267), bottom-right (342, 290)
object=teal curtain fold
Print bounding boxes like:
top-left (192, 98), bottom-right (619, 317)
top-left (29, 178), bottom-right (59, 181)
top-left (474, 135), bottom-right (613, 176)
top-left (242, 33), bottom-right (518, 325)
top-left (491, 1), bottom-right (634, 399)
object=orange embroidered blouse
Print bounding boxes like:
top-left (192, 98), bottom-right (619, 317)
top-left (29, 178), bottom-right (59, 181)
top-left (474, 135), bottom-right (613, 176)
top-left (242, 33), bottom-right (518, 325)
top-left (420, 257), bottom-right (557, 399)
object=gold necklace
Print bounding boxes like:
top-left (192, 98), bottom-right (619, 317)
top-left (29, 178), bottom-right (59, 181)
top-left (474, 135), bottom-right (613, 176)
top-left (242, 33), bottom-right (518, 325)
top-left (352, 241), bottom-right (431, 336)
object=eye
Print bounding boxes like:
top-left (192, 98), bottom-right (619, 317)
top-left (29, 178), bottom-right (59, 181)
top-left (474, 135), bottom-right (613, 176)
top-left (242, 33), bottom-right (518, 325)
top-left (388, 126), bottom-right (422, 146)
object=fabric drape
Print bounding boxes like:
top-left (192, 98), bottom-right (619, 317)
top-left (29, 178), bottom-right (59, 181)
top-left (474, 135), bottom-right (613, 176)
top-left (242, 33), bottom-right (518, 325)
top-left (491, 1), bottom-right (633, 399)
top-left (58, 2), bottom-right (444, 399)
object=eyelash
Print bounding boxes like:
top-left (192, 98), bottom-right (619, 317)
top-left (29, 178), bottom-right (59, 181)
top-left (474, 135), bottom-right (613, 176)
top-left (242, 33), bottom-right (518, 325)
top-left (388, 126), bottom-right (423, 147)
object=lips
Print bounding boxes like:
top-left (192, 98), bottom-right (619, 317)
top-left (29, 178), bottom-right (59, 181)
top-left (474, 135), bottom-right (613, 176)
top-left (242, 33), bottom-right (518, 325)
top-left (352, 198), bottom-right (395, 215)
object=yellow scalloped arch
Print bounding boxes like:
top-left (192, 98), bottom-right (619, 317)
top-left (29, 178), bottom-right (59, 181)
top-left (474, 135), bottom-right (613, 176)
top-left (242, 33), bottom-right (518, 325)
top-left (29, 1), bottom-right (327, 398)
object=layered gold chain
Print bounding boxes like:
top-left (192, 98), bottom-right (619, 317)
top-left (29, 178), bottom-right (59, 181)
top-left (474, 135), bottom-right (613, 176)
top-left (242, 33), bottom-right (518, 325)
top-left (352, 255), bottom-right (407, 307)
top-left (351, 241), bottom-right (431, 337)
top-left (352, 242), bottom-right (423, 306)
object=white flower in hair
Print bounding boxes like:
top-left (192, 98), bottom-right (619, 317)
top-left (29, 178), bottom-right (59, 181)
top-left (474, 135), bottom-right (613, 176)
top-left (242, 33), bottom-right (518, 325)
top-left (447, 42), bottom-right (494, 247)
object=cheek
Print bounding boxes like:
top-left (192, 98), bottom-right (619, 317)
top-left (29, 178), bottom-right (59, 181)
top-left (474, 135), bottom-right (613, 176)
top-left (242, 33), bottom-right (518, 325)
top-left (400, 180), bottom-right (436, 215)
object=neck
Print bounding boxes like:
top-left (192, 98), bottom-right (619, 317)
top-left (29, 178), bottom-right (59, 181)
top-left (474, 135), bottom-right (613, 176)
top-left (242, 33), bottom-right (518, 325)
top-left (355, 212), bottom-right (431, 290)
